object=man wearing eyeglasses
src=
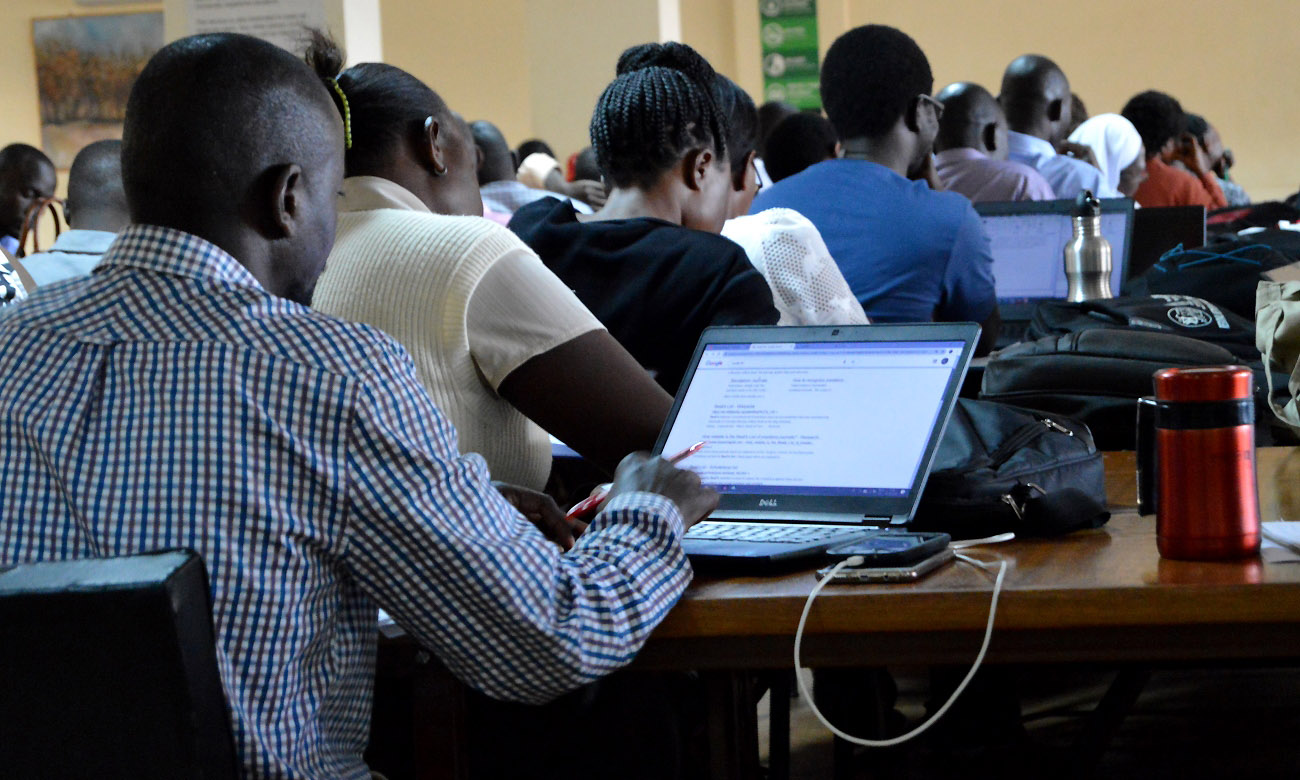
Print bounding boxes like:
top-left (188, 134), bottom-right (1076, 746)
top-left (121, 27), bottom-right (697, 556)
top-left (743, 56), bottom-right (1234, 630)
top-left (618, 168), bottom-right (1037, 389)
top-left (751, 24), bottom-right (999, 355)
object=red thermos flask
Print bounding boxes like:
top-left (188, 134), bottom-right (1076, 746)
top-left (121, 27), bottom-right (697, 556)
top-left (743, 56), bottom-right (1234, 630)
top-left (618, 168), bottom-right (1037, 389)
top-left (1154, 366), bottom-right (1260, 560)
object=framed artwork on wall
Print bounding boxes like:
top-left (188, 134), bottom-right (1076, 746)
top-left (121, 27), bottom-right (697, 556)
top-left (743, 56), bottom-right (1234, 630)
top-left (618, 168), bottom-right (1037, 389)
top-left (31, 12), bottom-right (164, 168)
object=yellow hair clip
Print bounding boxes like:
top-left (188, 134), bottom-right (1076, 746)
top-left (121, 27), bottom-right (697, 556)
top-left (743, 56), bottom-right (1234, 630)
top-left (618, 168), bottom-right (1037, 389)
top-left (328, 77), bottom-right (352, 150)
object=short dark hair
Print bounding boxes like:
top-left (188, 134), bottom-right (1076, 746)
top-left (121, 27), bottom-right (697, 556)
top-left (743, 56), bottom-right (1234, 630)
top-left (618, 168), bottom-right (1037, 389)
top-left (573, 146), bottom-right (600, 182)
top-left (763, 112), bottom-right (837, 182)
top-left (590, 42), bottom-right (729, 190)
top-left (935, 82), bottom-right (1000, 152)
top-left (999, 55), bottom-right (1068, 132)
top-left (304, 30), bottom-right (448, 177)
top-left (0, 144), bottom-right (53, 178)
top-left (516, 139), bottom-right (554, 161)
top-left (1121, 90), bottom-right (1185, 158)
top-left (1184, 112), bottom-right (1208, 140)
top-left (469, 120), bottom-right (514, 185)
top-left (66, 139), bottom-right (125, 219)
top-left (124, 33), bottom-right (337, 226)
top-left (820, 25), bottom-right (932, 141)
top-left (712, 75), bottom-right (758, 178)
top-left (757, 101), bottom-right (798, 157)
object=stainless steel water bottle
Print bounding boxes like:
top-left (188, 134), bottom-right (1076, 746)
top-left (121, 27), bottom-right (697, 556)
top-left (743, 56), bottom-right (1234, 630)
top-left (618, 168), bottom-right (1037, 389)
top-left (1063, 190), bottom-right (1113, 302)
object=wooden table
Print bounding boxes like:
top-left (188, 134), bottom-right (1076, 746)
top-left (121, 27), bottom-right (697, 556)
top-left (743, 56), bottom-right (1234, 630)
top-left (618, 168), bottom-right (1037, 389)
top-left (373, 447), bottom-right (1300, 780)
top-left (637, 447), bottom-right (1300, 671)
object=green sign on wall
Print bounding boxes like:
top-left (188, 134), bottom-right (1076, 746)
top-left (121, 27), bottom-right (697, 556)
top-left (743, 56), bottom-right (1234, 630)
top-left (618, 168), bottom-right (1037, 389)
top-left (759, 0), bottom-right (820, 110)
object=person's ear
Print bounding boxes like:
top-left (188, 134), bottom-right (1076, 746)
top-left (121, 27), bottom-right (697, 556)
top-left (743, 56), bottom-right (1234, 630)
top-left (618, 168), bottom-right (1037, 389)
top-left (681, 147), bottom-right (714, 192)
top-left (1047, 98), bottom-right (1064, 123)
top-left (267, 163), bottom-right (303, 239)
top-left (510, 150), bottom-right (519, 171)
top-left (833, 140), bottom-right (844, 158)
top-left (731, 150), bottom-right (757, 192)
top-left (904, 96), bottom-right (922, 133)
top-left (982, 122), bottom-right (999, 153)
top-left (418, 116), bottom-right (450, 176)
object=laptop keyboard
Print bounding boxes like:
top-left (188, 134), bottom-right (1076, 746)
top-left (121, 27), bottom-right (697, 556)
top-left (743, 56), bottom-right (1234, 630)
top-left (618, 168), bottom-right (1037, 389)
top-left (685, 522), bottom-right (865, 544)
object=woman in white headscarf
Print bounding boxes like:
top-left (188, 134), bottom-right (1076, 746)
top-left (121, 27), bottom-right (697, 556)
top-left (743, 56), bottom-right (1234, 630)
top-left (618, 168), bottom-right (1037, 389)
top-left (1069, 113), bottom-right (1148, 197)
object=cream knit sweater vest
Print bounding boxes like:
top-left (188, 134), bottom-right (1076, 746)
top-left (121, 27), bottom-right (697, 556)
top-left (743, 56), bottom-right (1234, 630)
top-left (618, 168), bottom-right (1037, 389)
top-left (314, 209), bottom-right (552, 489)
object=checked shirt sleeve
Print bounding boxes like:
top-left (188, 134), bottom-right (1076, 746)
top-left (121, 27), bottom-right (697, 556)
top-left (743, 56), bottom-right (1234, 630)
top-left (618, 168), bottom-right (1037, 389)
top-left (340, 341), bottom-right (692, 704)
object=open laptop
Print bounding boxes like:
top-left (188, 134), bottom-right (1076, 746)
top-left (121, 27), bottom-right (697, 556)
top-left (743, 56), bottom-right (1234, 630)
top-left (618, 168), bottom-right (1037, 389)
top-left (975, 198), bottom-right (1136, 321)
top-left (653, 323), bottom-right (978, 563)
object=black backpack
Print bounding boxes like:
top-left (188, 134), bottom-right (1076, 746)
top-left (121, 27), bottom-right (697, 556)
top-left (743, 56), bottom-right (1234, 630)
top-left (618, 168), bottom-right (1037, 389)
top-left (980, 329), bottom-right (1239, 449)
top-left (1124, 237), bottom-right (1300, 321)
top-left (912, 398), bottom-right (1109, 540)
top-left (984, 295), bottom-right (1296, 448)
top-left (1025, 294), bottom-right (1259, 361)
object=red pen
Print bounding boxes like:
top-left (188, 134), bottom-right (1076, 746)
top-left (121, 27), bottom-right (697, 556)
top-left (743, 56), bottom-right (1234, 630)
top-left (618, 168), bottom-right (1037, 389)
top-left (564, 441), bottom-right (707, 522)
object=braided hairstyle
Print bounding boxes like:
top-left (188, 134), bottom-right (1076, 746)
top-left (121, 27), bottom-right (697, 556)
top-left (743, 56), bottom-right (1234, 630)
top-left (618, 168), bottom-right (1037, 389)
top-left (303, 30), bottom-right (449, 176)
top-left (591, 42), bottom-right (730, 190)
top-left (712, 75), bottom-right (758, 182)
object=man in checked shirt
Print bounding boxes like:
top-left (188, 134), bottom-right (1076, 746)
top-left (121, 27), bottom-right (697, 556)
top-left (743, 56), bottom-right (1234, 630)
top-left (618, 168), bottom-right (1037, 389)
top-left (0, 33), bottom-right (716, 779)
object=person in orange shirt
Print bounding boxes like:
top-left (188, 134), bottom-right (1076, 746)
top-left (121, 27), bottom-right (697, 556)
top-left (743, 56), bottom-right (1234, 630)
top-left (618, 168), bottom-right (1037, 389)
top-left (1121, 90), bottom-right (1226, 209)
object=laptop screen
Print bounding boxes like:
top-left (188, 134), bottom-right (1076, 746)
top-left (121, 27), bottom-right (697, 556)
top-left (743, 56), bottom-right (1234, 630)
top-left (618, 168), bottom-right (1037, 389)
top-left (659, 337), bottom-right (966, 504)
top-left (976, 198), bottom-right (1134, 303)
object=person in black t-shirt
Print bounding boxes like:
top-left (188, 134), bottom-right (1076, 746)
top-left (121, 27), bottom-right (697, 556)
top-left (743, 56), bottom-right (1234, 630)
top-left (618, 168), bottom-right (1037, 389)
top-left (509, 42), bottom-right (778, 395)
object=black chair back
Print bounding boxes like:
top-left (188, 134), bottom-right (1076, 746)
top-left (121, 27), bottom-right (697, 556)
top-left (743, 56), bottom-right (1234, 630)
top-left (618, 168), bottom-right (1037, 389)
top-left (0, 549), bottom-right (238, 778)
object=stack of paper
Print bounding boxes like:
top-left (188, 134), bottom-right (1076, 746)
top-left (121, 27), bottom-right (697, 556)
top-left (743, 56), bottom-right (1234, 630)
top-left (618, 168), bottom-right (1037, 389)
top-left (1261, 521), bottom-right (1300, 563)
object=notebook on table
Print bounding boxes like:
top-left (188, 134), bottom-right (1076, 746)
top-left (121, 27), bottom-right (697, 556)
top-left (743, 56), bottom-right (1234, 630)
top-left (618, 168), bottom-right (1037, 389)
top-left (975, 198), bottom-right (1136, 325)
top-left (653, 323), bottom-right (978, 563)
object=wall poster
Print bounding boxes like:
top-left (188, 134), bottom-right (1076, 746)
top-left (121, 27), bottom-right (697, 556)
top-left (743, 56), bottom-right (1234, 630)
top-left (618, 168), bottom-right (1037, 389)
top-left (32, 12), bottom-right (164, 168)
top-left (758, 0), bottom-right (820, 110)
top-left (188, 0), bottom-right (327, 55)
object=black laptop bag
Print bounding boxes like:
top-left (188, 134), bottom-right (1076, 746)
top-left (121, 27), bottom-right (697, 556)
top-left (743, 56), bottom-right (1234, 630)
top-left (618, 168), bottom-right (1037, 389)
top-left (911, 398), bottom-right (1108, 539)
top-left (981, 325), bottom-right (1295, 448)
top-left (1124, 238), bottom-right (1300, 321)
top-left (1024, 294), bottom-right (1260, 361)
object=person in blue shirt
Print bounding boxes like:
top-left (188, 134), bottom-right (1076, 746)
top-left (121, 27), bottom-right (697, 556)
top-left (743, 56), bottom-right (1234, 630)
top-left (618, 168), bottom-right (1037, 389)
top-left (751, 24), bottom-right (999, 353)
top-left (22, 140), bottom-right (128, 286)
top-left (999, 54), bottom-right (1118, 199)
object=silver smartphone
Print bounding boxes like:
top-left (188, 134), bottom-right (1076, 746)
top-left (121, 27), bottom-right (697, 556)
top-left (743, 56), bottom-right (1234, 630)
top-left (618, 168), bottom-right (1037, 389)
top-left (817, 547), bottom-right (955, 583)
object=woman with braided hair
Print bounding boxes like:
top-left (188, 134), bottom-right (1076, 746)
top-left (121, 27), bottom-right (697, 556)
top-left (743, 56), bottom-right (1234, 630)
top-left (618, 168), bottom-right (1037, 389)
top-left (303, 31), bottom-right (673, 491)
top-left (509, 41), bottom-right (778, 395)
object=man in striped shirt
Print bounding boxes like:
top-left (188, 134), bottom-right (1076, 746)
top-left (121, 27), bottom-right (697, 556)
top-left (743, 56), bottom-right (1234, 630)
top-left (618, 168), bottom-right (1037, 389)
top-left (0, 33), bottom-right (715, 778)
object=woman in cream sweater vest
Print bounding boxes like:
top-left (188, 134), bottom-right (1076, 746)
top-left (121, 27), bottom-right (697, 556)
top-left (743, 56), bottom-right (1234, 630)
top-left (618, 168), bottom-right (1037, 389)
top-left (304, 33), bottom-right (672, 490)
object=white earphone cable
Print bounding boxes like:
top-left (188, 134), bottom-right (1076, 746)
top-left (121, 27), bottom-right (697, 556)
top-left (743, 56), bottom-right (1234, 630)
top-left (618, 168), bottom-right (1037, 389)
top-left (792, 547), bottom-right (1008, 747)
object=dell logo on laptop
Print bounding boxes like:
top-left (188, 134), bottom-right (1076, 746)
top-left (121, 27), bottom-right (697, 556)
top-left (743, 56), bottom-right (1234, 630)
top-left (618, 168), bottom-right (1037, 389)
top-left (759, 498), bottom-right (778, 507)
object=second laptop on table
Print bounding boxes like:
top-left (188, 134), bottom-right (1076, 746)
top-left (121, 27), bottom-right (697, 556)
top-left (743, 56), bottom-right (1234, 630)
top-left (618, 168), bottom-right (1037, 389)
top-left (654, 322), bottom-right (978, 563)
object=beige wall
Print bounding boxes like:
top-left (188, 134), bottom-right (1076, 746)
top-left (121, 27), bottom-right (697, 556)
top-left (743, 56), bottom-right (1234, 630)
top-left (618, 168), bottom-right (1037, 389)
top-left (811, 0), bottom-right (1299, 202)
top-left (2, 0), bottom-right (1295, 200)
top-left (380, 0), bottom-right (532, 151)
top-left (681, 0), bottom-right (739, 85)
top-left (382, 0), bottom-right (666, 161)
top-left (521, 0), bottom-right (661, 159)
